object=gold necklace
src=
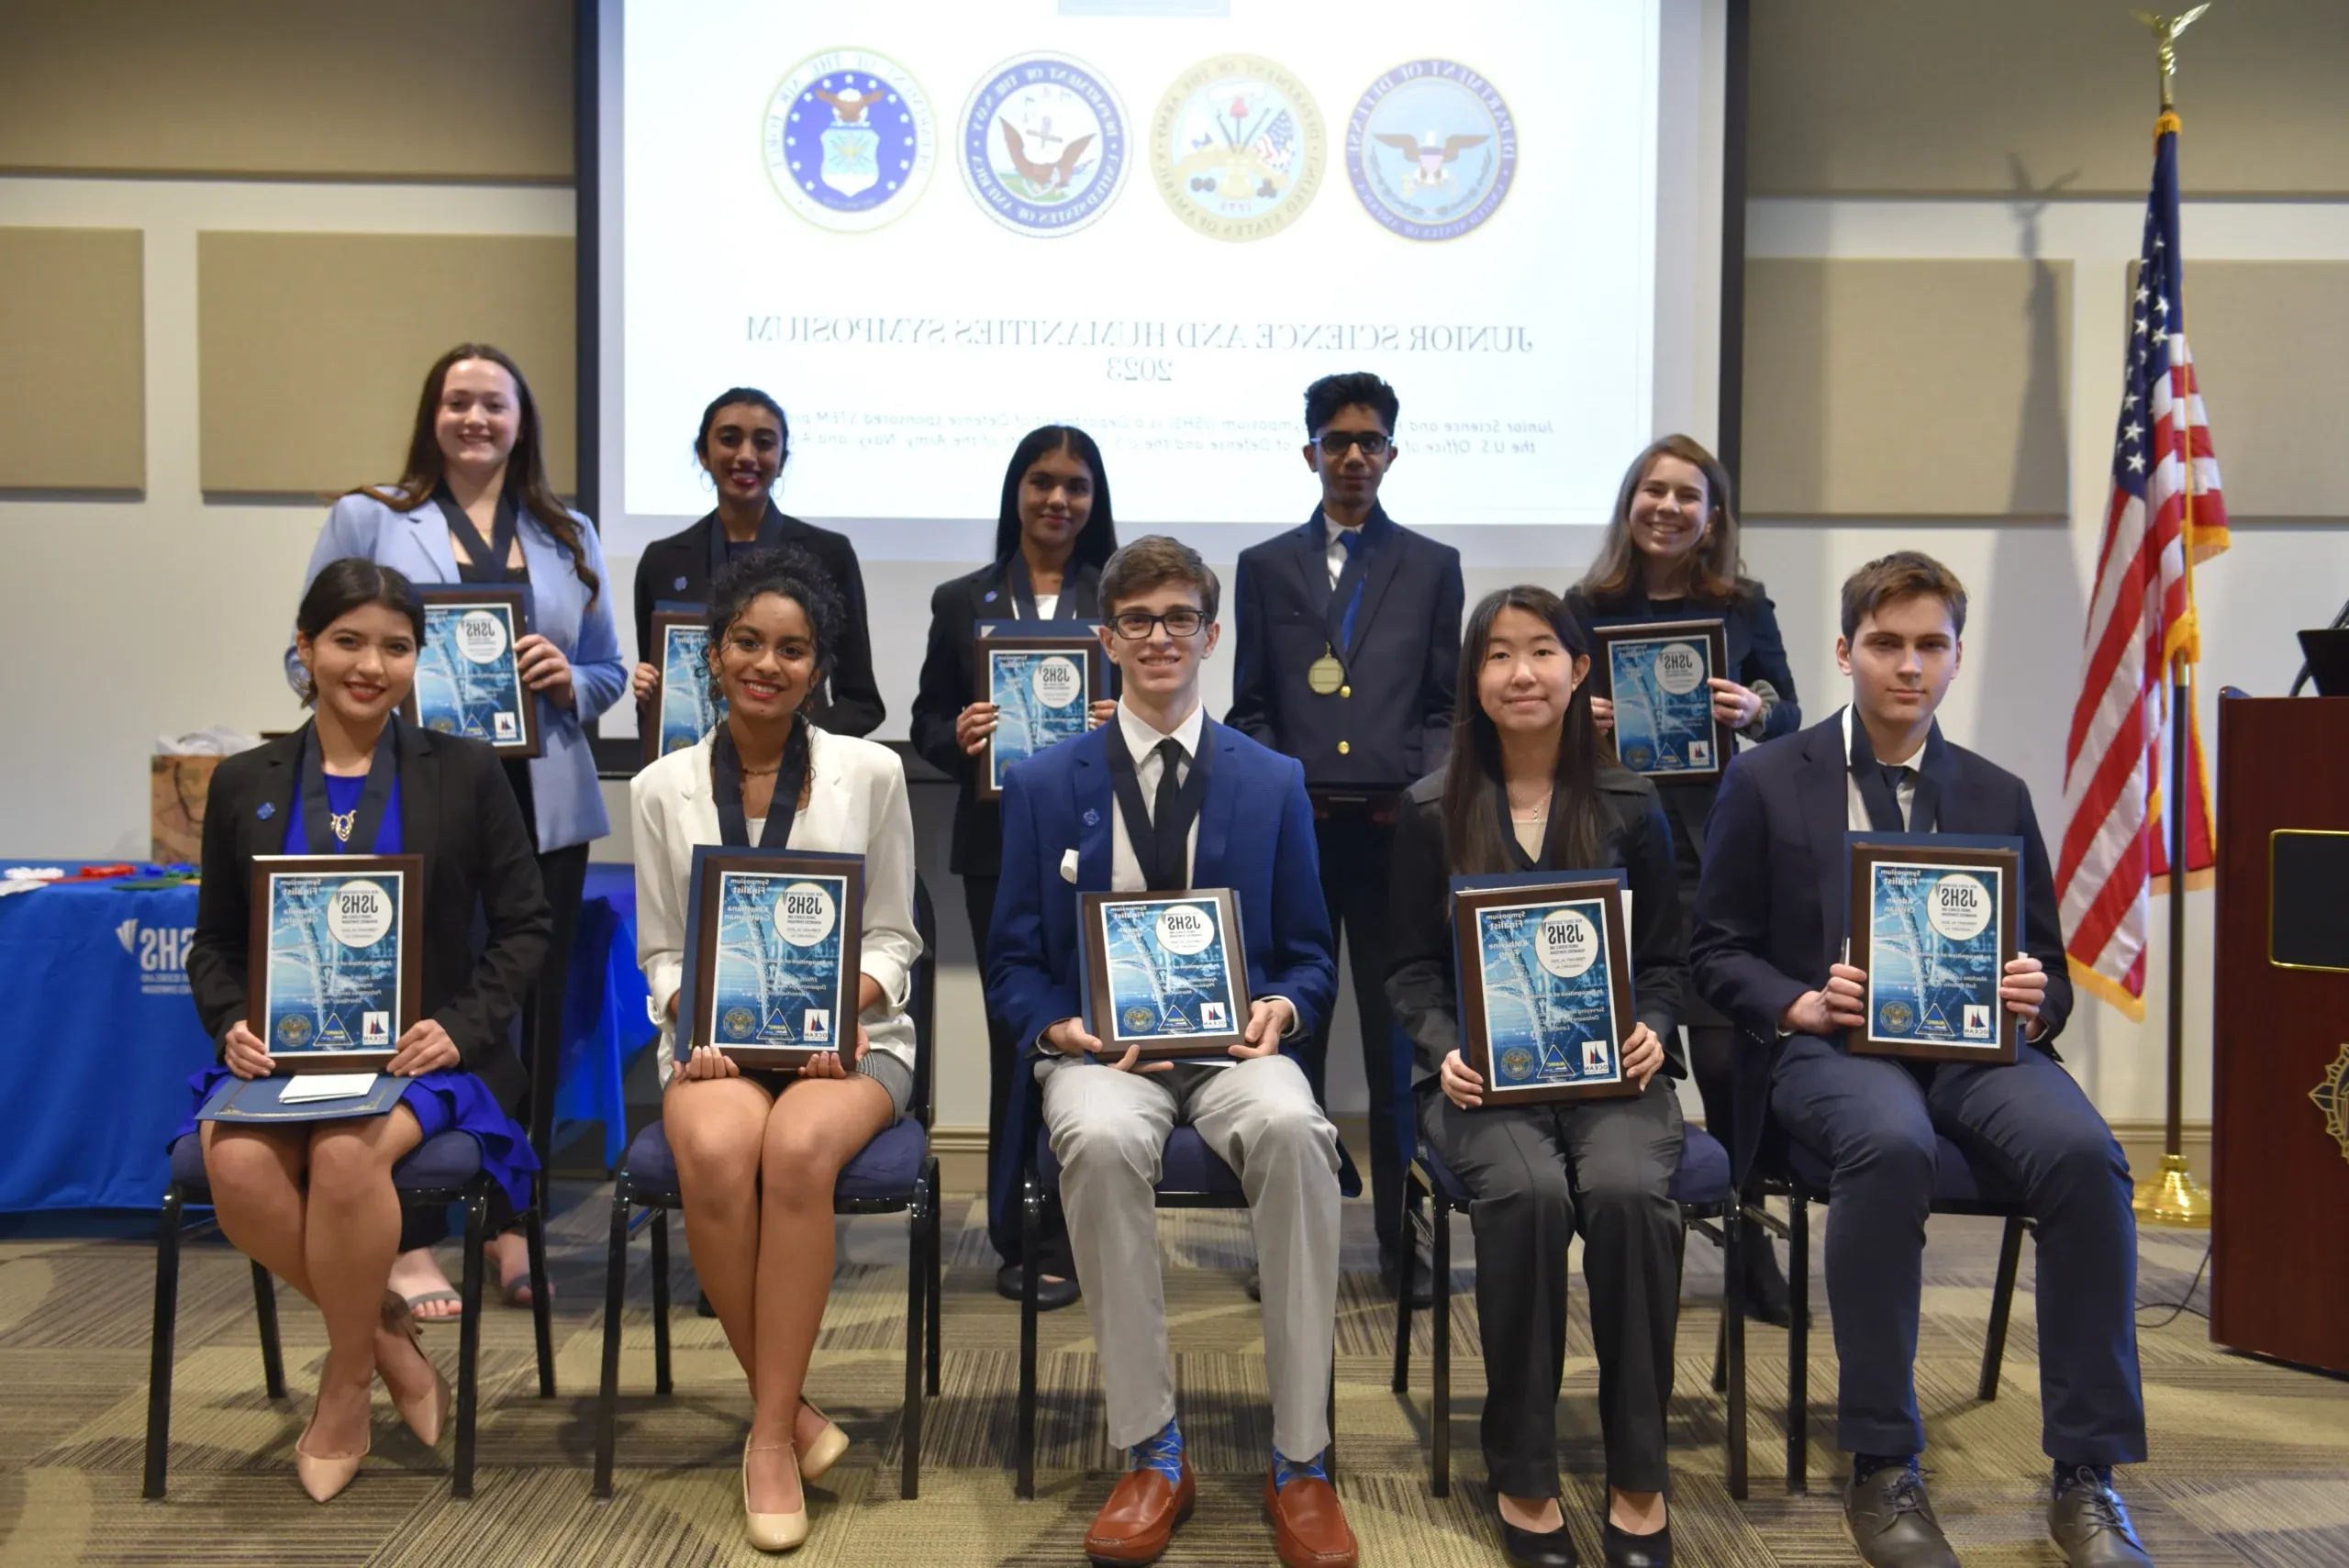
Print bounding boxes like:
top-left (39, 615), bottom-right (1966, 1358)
top-left (330, 807), bottom-right (357, 842)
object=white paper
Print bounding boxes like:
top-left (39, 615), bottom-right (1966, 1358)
top-left (278, 1073), bottom-right (382, 1103)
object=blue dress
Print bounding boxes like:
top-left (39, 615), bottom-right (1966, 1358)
top-left (174, 769), bottom-right (540, 1208)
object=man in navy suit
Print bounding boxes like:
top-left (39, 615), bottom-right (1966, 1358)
top-left (1227, 371), bottom-right (1463, 1305)
top-left (1692, 552), bottom-right (2150, 1568)
top-left (987, 537), bottom-right (1354, 1568)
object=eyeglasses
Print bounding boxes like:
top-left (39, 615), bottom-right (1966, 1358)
top-left (1108, 608), bottom-right (1208, 639)
top-left (1315, 429), bottom-right (1391, 458)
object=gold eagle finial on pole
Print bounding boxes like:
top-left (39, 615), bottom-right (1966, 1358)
top-left (2132, 4), bottom-right (2211, 112)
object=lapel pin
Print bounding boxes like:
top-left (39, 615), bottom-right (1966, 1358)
top-left (1083, 808), bottom-right (1099, 827)
top-left (985, 590), bottom-right (997, 603)
top-left (256, 802), bottom-right (275, 820)
top-left (674, 575), bottom-right (687, 590)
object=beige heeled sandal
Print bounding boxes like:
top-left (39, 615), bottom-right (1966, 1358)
top-left (796, 1400), bottom-right (850, 1482)
top-left (378, 1293), bottom-right (453, 1447)
top-left (293, 1407), bottom-right (368, 1503)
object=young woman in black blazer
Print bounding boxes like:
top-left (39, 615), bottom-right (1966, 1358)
top-left (1386, 587), bottom-right (1687, 1568)
top-left (180, 560), bottom-right (551, 1501)
top-left (630, 387), bottom-right (885, 736)
top-left (1564, 434), bottom-right (1803, 1327)
top-left (907, 424), bottom-right (1118, 1307)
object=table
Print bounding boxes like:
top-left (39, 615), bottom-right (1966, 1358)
top-left (0, 861), bottom-right (654, 1212)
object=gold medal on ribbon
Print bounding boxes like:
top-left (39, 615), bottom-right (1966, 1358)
top-left (1307, 650), bottom-right (1345, 695)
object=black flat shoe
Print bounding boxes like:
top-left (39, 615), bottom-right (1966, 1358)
top-left (1602, 1519), bottom-right (1671, 1567)
top-left (1497, 1507), bottom-right (1578, 1567)
top-left (995, 1262), bottom-right (1081, 1311)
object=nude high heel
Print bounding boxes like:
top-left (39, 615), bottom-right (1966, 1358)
top-left (293, 1409), bottom-right (368, 1503)
top-left (379, 1293), bottom-right (453, 1447)
top-left (743, 1440), bottom-right (809, 1551)
top-left (796, 1400), bottom-right (850, 1483)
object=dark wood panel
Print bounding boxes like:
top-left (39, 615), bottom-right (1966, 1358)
top-left (2210, 695), bottom-right (2349, 1373)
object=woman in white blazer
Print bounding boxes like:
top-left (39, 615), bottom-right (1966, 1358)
top-left (631, 546), bottom-right (920, 1552)
top-left (289, 343), bottom-right (626, 1317)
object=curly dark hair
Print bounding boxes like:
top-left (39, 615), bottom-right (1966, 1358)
top-left (702, 544), bottom-right (846, 707)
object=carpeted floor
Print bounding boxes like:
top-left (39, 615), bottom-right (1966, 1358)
top-left (0, 1187), bottom-right (2340, 1566)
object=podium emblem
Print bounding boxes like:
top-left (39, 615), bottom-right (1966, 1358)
top-left (2311, 1043), bottom-right (2349, 1167)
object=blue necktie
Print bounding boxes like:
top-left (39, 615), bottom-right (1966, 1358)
top-left (1335, 529), bottom-right (1364, 653)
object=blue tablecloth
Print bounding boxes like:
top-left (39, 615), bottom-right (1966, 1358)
top-left (0, 861), bottom-right (653, 1212)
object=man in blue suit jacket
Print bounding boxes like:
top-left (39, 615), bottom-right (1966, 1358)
top-left (1692, 552), bottom-right (2149, 1568)
top-left (1226, 371), bottom-right (1463, 1305)
top-left (987, 537), bottom-right (1354, 1568)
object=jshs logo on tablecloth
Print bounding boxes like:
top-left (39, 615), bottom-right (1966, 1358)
top-left (118, 917), bottom-right (194, 997)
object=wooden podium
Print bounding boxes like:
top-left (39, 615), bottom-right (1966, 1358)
top-left (2210, 695), bottom-right (2349, 1373)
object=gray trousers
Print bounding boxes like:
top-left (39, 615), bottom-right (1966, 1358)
top-left (1040, 1052), bottom-right (1342, 1459)
top-left (1420, 1076), bottom-right (1686, 1497)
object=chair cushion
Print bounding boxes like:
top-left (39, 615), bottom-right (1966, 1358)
top-left (1420, 1125), bottom-right (1731, 1208)
top-left (1784, 1132), bottom-right (2016, 1207)
top-left (622, 1117), bottom-right (929, 1207)
top-left (167, 1129), bottom-right (483, 1195)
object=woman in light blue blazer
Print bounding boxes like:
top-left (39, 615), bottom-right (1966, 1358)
top-left (289, 342), bottom-right (624, 1313)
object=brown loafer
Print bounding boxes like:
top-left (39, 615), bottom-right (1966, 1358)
top-left (1264, 1467), bottom-right (1359, 1568)
top-left (1084, 1457), bottom-right (1194, 1566)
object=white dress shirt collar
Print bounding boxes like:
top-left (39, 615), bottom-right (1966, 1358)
top-left (1116, 696), bottom-right (1206, 763)
top-left (1840, 704), bottom-right (1918, 832)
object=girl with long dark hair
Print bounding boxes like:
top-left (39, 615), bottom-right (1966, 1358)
top-left (632, 546), bottom-right (921, 1551)
top-left (289, 343), bottom-right (624, 1317)
top-left (907, 424), bottom-right (1119, 1307)
top-left (1568, 433), bottom-right (1802, 1326)
top-left (1386, 586), bottom-right (1688, 1567)
top-left (187, 559), bottom-right (550, 1500)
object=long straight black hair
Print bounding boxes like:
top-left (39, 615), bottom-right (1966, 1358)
top-left (992, 425), bottom-right (1119, 569)
top-left (1439, 585), bottom-right (1608, 875)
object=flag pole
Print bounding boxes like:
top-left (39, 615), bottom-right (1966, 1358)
top-left (2131, 4), bottom-right (2216, 1228)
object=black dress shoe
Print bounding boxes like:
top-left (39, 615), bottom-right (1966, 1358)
top-left (1381, 1234), bottom-right (1436, 1309)
top-left (1601, 1519), bottom-right (1672, 1567)
top-left (1740, 1218), bottom-right (1800, 1328)
top-left (1497, 1507), bottom-right (1578, 1567)
top-left (1244, 1267), bottom-right (1262, 1302)
top-left (1842, 1462), bottom-right (1958, 1568)
top-left (995, 1262), bottom-right (1082, 1311)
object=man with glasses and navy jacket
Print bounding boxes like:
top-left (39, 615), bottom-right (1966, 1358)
top-left (1227, 371), bottom-right (1464, 1306)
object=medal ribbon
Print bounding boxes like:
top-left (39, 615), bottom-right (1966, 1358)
top-left (1102, 719), bottom-right (1214, 890)
top-left (711, 717), bottom-right (806, 850)
top-left (300, 717), bottom-right (400, 856)
top-left (432, 484), bottom-right (523, 584)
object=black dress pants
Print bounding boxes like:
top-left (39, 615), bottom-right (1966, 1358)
top-left (1298, 815), bottom-right (1413, 1257)
top-left (967, 873), bottom-right (1074, 1276)
top-left (1769, 1036), bottom-right (2146, 1462)
top-left (1420, 1077), bottom-right (1686, 1497)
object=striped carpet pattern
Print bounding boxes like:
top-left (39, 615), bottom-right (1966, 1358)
top-left (0, 1191), bottom-right (2342, 1566)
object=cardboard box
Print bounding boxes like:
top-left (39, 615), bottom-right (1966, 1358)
top-left (150, 755), bottom-right (223, 865)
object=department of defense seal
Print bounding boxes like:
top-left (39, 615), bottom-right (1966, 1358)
top-left (1499, 1045), bottom-right (1536, 1083)
top-left (763, 49), bottom-right (936, 233)
top-left (1151, 53), bottom-right (1325, 241)
top-left (1879, 999), bottom-right (1916, 1034)
top-left (961, 52), bottom-right (1129, 237)
top-left (722, 1006), bottom-right (756, 1040)
top-left (1345, 59), bottom-right (1517, 241)
top-left (276, 1014), bottom-right (313, 1048)
top-left (1122, 1005), bottom-right (1156, 1033)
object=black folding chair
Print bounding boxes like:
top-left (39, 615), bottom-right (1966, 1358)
top-left (592, 875), bottom-right (942, 1498)
top-left (1388, 1124), bottom-right (1752, 1498)
top-left (144, 1133), bottom-right (554, 1499)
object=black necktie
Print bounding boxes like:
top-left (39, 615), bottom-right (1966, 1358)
top-left (1148, 738), bottom-right (1187, 890)
top-left (1859, 762), bottom-right (1910, 832)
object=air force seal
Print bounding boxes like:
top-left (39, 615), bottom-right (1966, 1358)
top-left (962, 53), bottom-right (1128, 237)
top-left (1151, 54), bottom-right (1325, 241)
top-left (763, 50), bottom-right (936, 233)
top-left (1346, 59), bottom-right (1517, 241)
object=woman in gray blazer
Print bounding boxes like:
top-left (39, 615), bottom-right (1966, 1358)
top-left (288, 342), bottom-right (625, 1314)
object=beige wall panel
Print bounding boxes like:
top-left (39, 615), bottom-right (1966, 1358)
top-left (0, 0), bottom-right (570, 180)
top-left (2175, 263), bottom-right (2349, 520)
top-left (1742, 258), bottom-right (2071, 518)
top-left (0, 228), bottom-right (144, 490)
top-left (1751, 0), bottom-right (2349, 197)
top-left (198, 232), bottom-right (573, 495)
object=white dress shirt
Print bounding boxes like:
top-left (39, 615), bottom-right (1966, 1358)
top-left (1842, 704), bottom-right (1919, 831)
top-left (1108, 698), bottom-right (1206, 893)
top-left (1033, 592), bottom-right (1059, 620)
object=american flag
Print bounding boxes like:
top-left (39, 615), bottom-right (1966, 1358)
top-left (2056, 111), bottom-right (2230, 1020)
